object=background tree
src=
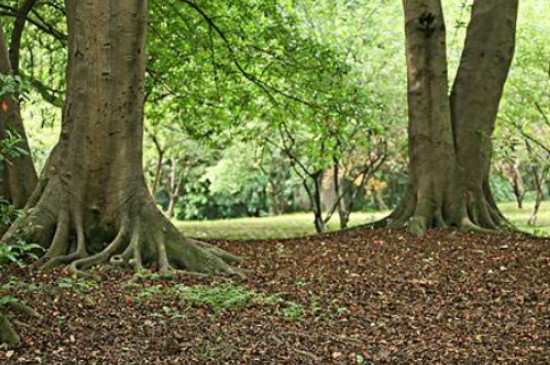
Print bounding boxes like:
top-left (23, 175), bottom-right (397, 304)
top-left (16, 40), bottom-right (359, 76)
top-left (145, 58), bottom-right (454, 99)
top-left (0, 16), bottom-right (36, 211)
top-left (383, 0), bottom-right (518, 236)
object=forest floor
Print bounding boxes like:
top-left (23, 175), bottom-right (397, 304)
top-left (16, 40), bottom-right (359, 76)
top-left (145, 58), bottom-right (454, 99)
top-left (1, 228), bottom-right (550, 363)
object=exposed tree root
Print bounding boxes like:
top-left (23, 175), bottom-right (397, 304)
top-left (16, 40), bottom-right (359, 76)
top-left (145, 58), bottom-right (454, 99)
top-left (2, 194), bottom-right (244, 280)
top-left (0, 300), bottom-right (42, 347)
top-left (353, 186), bottom-right (516, 237)
top-left (399, 189), bottom-right (515, 237)
top-left (0, 311), bottom-right (19, 347)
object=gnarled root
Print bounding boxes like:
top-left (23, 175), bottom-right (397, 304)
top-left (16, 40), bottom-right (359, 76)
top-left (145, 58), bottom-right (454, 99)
top-left (71, 214), bottom-right (244, 280)
top-left (0, 311), bottom-right (19, 347)
top-left (368, 186), bottom-right (515, 237)
top-left (6, 199), bottom-right (244, 280)
top-left (0, 301), bottom-right (42, 347)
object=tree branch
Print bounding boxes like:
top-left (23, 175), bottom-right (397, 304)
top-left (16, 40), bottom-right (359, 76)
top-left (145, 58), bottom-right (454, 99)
top-left (9, 0), bottom-right (38, 75)
top-left (174, 0), bottom-right (318, 109)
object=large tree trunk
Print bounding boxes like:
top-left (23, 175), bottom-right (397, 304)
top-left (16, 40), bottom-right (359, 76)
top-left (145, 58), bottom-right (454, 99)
top-left (449, 0), bottom-right (518, 229)
top-left (392, 0), bottom-right (459, 236)
top-left (0, 18), bottom-right (37, 210)
top-left (388, 0), bottom-right (518, 236)
top-left (1, 0), bottom-right (240, 278)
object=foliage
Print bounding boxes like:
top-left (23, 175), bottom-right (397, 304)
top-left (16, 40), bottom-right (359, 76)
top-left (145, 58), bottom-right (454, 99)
top-left (0, 130), bottom-right (28, 169)
top-left (0, 237), bottom-right (42, 268)
top-left (0, 129), bottom-right (41, 267)
top-left (56, 277), bottom-right (98, 294)
top-left (0, 74), bottom-right (27, 99)
top-left (1, 0), bottom-right (550, 230)
top-left (178, 284), bottom-right (259, 313)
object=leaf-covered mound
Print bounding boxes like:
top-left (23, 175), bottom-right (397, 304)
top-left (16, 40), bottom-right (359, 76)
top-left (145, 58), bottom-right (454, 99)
top-left (1, 228), bottom-right (549, 363)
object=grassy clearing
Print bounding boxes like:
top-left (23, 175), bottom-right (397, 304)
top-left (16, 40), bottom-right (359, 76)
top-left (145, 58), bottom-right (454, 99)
top-left (498, 201), bottom-right (550, 236)
top-left (175, 211), bottom-right (388, 240)
top-left (174, 201), bottom-right (550, 240)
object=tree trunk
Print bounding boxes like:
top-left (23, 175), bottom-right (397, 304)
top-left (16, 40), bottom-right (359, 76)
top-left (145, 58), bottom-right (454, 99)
top-left (166, 158), bottom-right (183, 220)
top-left (504, 161), bottom-right (525, 209)
top-left (371, 187), bottom-right (388, 211)
top-left (1, 0), bottom-right (240, 278)
top-left (312, 171), bottom-right (326, 233)
top-left (337, 198), bottom-right (350, 229)
top-left (512, 163), bottom-right (525, 209)
top-left (167, 194), bottom-right (178, 220)
top-left (0, 6), bottom-right (41, 348)
top-left (0, 18), bottom-right (37, 209)
top-left (150, 135), bottom-right (164, 198)
top-left (389, 0), bottom-right (518, 236)
top-left (8, 0), bottom-right (38, 77)
top-left (449, 0), bottom-right (518, 230)
top-left (267, 180), bottom-right (280, 216)
top-left (393, 0), bottom-right (458, 236)
top-left (528, 164), bottom-right (548, 227)
top-left (335, 173), bottom-right (351, 229)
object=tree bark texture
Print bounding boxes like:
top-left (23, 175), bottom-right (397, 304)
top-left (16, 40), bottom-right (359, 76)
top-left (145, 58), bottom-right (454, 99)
top-left (389, 0), bottom-right (518, 236)
top-left (1, 0), bottom-right (241, 278)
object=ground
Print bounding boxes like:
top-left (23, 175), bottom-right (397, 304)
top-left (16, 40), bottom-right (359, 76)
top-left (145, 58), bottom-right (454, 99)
top-left (1, 219), bottom-right (549, 363)
top-left (174, 211), bottom-right (387, 240)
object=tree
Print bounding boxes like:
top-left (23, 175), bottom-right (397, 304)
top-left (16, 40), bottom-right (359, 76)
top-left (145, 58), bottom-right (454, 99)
top-left (496, 2), bottom-right (550, 226)
top-left (525, 140), bottom-right (549, 226)
top-left (384, 0), bottom-right (518, 236)
top-left (1, 0), bottom-right (241, 278)
top-left (0, 16), bottom-right (37, 211)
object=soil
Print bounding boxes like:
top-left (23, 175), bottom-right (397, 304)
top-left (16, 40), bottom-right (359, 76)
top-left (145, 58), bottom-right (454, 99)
top-left (1, 228), bottom-right (549, 364)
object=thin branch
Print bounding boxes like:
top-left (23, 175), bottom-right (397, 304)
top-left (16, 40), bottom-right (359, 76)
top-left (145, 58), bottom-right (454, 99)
top-left (9, 0), bottom-right (38, 75)
top-left (504, 117), bottom-right (550, 156)
top-left (175, 0), bottom-right (318, 108)
top-left (534, 101), bottom-right (550, 129)
top-left (0, 4), bottom-right (66, 43)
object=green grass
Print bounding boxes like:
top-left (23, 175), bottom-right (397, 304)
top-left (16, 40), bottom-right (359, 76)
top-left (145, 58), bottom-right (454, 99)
top-left (174, 201), bottom-right (550, 241)
top-left (498, 201), bottom-right (550, 236)
top-left (175, 211), bottom-right (388, 240)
